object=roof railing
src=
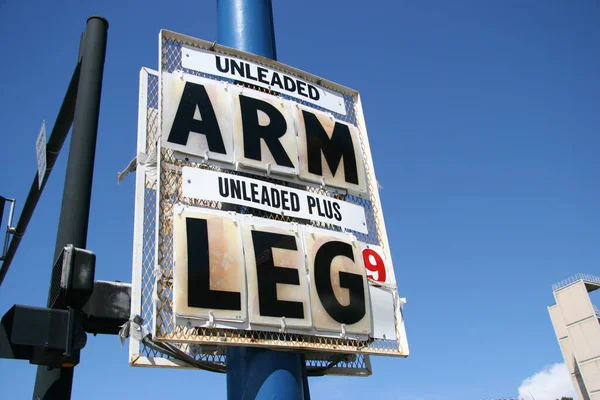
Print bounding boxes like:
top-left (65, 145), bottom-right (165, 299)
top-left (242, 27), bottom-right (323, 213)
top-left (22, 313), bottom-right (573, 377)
top-left (552, 273), bottom-right (600, 291)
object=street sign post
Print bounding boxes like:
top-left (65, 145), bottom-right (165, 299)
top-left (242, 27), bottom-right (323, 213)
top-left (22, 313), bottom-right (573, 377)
top-left (35, 120), bottom-right (46, 189)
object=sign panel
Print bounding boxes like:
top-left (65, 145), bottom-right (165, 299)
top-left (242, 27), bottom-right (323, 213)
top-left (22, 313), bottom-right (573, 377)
top-left (232, 87), bottom-right (299, 176)
top-left (305, 229), bottom-right (372, 337)
top-left (181, 44), bottom-right (347, 116)
top-left (172, 206), bottom-right (247, 326)
top-left (360, 244), bottom-right (396, 285)
top-left (35, 120), bottom-right (46, 188)
top-left (241, 218), bottom-right (312, 330)
top-left (369, 286), bottom-right (397, 340)
top-left (162, 72), bottom-right (235, 164)
top-left (296, 105), bottom-right (367, 193)
top-left (181, 167), bottom-right (368, 233)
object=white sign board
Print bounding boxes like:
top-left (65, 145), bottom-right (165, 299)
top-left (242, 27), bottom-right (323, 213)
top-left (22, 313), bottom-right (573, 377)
top-left (181, 45), bottom-right (347, 116)
top-left (173, 207), bottom-right (248, 325)
top-left (35, 120), bottom-right (46, 188)
top-left (136, 30), bottom-right (409, 359)
top-left (181, 167), bottom-right (368, 233)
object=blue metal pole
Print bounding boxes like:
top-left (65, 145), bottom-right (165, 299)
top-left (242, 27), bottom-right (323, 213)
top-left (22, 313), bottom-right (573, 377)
top-left (217, 0), bottom-right (277, 59)
top-left (216, 1), bottom-right (308, 399)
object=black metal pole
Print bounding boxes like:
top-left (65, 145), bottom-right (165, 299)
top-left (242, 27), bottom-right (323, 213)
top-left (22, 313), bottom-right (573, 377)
top-left (32, 16), bottom-right (108, 400)
top-left (0, 64), bottom-right (80, 286)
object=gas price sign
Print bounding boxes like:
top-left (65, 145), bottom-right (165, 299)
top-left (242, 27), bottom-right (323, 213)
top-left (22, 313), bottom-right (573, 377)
top-left (145, 30), bottom-right (408, 357)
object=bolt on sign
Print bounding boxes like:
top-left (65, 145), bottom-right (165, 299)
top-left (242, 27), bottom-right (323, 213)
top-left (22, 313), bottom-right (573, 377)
top-left (129, 30), bottom-right (408, 372)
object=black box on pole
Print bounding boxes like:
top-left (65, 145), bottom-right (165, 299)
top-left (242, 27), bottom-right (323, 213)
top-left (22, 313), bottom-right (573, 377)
top-left (1, 305), bottom-right (87, 368)
top-left (49, 245), bottom-right (96, 310)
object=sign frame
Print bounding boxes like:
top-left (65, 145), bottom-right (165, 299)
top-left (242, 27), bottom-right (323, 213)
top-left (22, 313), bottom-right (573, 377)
top-left (129, 29), bottom-right (409, 368)
top-left (155, 29), bottom-right (408, 355)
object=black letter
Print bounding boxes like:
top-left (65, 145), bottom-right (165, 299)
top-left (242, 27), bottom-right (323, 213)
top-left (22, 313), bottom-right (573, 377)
top-left (218, 177), bottom-right (229, 197)
top-left (270, 188), bottom-right (281, 208)
top-left (257, 67), bottom-right (269, 84)
top-left (291, 192), bottom-right (300, 212)
top-left (251, 183), bottom-right (259, 203)
top-left (215, 56), bottom-right (229, 73)
top-left (307, 196), bottom-right (316, 214)
top-left (283, 75), bottom-right (296, 92)
top-left (230, 179), bottom-right (241, 199)
top-left (241, 181), bottom-right (252, 201)
top-left (297, 80), bottom-right (307, 97)
top-left (333, 202), bottom-right (342, 221)
top-left (245, 63), bottom-right (258, 81)
top-left (323, 200), bottom-right (333, 219)
top-left (231, 59), bottom-right (244, 77)
top-left (281, 190), bottom-right (290, 211)
top-left (314, 241), bottom-right (365, 324)
top-left (308, 84), bottom-right (320, 101)
top-left (167, 81), bottom-right (227, 154)
top-left (316, 199), bottom-right (325, 217)
top-left (271, 72), bottom-right (283, 89)
top-left (186, 218), bottom-right (241, 310)
top-left (239, 95), bottom-right (294, 167)
top-left (252, 231), bottom-right (304, 318)
top-left (261, 186), bottom-right (271, 206)
top-left (303, 110), bottom-right (359, 184)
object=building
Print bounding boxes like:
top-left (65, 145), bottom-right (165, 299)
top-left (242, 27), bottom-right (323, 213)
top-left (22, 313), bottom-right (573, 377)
top-left (548, 274), bottom-right (600, 400)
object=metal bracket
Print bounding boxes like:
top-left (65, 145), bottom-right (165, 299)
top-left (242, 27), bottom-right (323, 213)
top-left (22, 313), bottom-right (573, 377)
top-left (63, 307), bottom-right (75, 358)
top-left (1, 197), bottom-right (16, 261)
top-left (340, 324), bottom-right (347, 339)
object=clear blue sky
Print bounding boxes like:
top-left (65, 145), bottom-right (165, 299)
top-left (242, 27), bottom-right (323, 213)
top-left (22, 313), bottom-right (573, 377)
top-left (1, 1), bottom-right (599, 399)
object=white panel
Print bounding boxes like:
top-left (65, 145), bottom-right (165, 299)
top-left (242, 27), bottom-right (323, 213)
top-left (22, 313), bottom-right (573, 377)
top-left (172, 206), bottom-right (247, 325)
top-left (304, 227), bottom-right (372, 337)
top-left (295, 105), bottom-right (367, 195)
top-left (241, 217), bottom-right (312, 329)
top-left (559, 338), bottom-right (577, 374)
top-left (180, 44), bottom-right (347, 116)
top-left (359, 243), bottom-right (396, 285)
top-left (369, 286), bottom-right (396, 340)
top-left (568, 318), bottom-right (600, 363)
top-left (232, 87), bottom-right (299, 176)
top-left (548, 304), bottom-right (568, 340)
top-left (130, 67), bottom-right (153, 361)
top-left (556, 281), bottom-right (596, 326)
top-left (581, 359), bottom-right (600, 393)
top-left (161, 71), bottom-right (234, 164)
top-left (182, 167), bottom-right (368, 233)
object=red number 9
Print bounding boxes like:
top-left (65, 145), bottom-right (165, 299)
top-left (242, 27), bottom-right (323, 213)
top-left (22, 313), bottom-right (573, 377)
top-left (362, 248), bottom-right (386, 283)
